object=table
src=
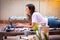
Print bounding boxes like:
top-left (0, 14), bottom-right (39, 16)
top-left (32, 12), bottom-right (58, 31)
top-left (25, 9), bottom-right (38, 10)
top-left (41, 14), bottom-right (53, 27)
top-left (0, 25), bottom-right (60, 40)
top-left (49, 28), bottom-right (60, 35)
top-left (0, 26), bottom-right (36, 40)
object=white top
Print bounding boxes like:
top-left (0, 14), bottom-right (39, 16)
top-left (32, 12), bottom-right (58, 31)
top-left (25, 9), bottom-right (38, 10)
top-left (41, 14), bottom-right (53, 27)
top-left (32, 12), bottom-right (48, 24)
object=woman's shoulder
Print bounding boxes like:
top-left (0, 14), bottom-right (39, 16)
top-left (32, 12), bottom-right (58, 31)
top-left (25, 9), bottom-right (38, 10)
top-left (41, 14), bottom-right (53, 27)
top-left (34, 11), bottom-right (40, 14)
top-left (32, 12), bottom-right (44, 18)
top-left (33, 12), bottom-right (40, 15)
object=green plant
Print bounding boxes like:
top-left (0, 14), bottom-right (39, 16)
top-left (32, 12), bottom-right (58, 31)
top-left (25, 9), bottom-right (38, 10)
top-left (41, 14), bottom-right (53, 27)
top-left (36, 33), bottom-right (42, 40)
top-left (44, 33), bottom-right (49, 40)
top-left (33, 24), bottom-right (49, 40)
top-left (33, 24), bottom-right (39, 31)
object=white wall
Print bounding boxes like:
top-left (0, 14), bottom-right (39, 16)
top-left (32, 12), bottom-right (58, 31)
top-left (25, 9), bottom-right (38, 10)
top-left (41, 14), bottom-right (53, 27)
top-left (0, 0), bottom-right (60, 20)
top-left (1, 0), bottom-right (25, 20)
top-left (0, 0), bottom-right (39, 20)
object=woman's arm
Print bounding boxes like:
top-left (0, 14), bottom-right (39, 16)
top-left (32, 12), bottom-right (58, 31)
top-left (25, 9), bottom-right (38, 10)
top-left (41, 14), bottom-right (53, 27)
top-left (16, 22), bottom-right (36, 28)
top-left (24, 22), bottom-right (36, 28)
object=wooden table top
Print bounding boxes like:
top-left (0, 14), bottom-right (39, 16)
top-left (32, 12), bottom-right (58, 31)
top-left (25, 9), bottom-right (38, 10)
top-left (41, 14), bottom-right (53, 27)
top-left (0, 24), bottom-right (60, 35)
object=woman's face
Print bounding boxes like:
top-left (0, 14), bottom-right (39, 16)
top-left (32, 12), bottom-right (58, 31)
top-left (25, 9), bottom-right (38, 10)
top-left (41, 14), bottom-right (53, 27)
top-left (25, 6), bottom-right (30, 15)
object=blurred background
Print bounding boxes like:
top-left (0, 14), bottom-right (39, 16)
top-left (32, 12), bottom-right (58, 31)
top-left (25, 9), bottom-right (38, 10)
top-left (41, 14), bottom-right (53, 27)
top-left (0, 0), bottom-right (60, 40)
top-left (0, 0), bottom-right (60, 20)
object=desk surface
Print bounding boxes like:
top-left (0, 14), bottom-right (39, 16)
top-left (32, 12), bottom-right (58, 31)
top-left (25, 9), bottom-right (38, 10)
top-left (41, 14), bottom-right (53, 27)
top-left (0, 24), bottom-right (60, 40)
top-left (0, 24), bottom-right (60, 35)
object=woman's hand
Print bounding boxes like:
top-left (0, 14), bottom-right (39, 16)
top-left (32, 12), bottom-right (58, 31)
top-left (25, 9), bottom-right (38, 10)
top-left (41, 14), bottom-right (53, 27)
top-left (15, 23), bottom-right (34, 28)
top-left (15, 23), bottom-right (30, 27)
top-left (16, 23), bottom-right (24, 27)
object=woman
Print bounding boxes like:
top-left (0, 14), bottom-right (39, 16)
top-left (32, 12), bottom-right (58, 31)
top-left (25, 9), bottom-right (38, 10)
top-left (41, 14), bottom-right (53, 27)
top-left (16, 4), bottom-right (48, 28)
